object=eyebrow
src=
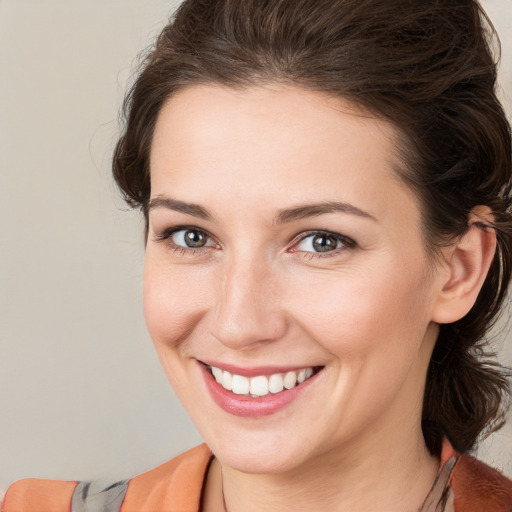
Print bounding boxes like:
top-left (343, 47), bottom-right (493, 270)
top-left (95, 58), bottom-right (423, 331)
top-left (274, 201), bottom-right (377, 224)
top-left (147, 196), bottom-right (212, 220)
top-left (147, 196), bottom-right (376, 223)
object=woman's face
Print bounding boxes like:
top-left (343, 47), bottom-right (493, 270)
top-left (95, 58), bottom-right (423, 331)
top-left (144, 85), bottom-right (447, 474)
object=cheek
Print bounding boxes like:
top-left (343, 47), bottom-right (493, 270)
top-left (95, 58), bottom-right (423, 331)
top-left (142, 254), bottom-right (210, 351)
top-left (288, 261), bottom-right (436, 434)
top-left (290, 258), bottom-right (435, 361)
top-left (142, 256), bottom-right (214, 400)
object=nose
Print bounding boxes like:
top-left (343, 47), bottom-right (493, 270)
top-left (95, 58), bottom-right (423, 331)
top-left (210, 254), bottom-right (289, 351)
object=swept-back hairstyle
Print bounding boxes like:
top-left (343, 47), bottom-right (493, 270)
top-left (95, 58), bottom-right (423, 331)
top-left (113, 0), bottom-right (512, 455)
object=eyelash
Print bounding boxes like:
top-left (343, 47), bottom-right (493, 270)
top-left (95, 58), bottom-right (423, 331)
top-left (154, 225), bottom-right (215, 257)
top-left (290, 230), bottom-right (357, 259)
top-left (154, 226), bottom-right (356, 259)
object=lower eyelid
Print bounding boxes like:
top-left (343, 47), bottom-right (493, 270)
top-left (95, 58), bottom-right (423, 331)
top-left (170, 246), bottom-right (204, 256)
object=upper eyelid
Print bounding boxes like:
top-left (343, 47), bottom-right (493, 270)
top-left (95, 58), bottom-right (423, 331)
top-left (155, 225), bottom-right (213, 239)
top-left (290, 230), bottom-right (355, 246)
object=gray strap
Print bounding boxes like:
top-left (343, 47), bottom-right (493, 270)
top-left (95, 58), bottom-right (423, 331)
top-left (71, 479), bottom-right (129, 512)
top-left (419, 456), bottom-right (457, 512)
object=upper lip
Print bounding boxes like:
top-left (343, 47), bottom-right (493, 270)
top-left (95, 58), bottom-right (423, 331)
top-left (199, 360), bottom-right (323, 377)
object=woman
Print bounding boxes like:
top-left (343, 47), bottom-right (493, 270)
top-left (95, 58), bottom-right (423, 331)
top-left (3, 0), bottom-right (512, 510)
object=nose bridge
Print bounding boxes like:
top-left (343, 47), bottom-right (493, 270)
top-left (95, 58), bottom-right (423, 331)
top-left (212, 249), bottom-right (288, 349)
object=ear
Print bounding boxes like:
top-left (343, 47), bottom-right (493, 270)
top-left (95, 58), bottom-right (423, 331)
top-left (432, 207), bottom-right (497, 324)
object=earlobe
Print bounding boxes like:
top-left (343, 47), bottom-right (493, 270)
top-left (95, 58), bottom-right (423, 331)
top-left (432, 207), bottom-right (497, 324)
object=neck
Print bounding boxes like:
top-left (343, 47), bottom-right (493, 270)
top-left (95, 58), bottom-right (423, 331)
top-left (205, 426), bottom-right (439, 512)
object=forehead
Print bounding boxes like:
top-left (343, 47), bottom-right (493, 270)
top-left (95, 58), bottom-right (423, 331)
top-left (149, 84), bottom-right (415, 222)
top-left (151, 84), bottom-right (400, 165)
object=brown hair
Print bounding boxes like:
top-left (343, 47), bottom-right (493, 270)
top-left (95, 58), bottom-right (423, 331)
top-left (113, 0), bottom-right (512, 455)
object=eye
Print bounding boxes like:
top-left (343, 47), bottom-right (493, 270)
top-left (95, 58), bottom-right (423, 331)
top-left (155, 226), bottom-right (218, 254)
top-left (293, 231), bottom-right (355, 255)
top-left (171, 228), bottom-right (213, 248)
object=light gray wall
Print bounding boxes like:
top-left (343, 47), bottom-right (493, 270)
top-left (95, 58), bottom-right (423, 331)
top-left (1, 0), bottom-right (511, 492)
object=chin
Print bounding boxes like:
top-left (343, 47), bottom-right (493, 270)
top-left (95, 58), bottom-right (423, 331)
top-left (202, 429), bottom-right (314, 475)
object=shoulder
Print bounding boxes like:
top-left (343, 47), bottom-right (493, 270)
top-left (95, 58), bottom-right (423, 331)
top-left (122, 443), bottom-right (212, 511)
top-left (2, 444), bottom-right (212, 512)
top-left (450, 453), bottom-right (512, 511)
top-left (1, 478), bottom-right (77, 511)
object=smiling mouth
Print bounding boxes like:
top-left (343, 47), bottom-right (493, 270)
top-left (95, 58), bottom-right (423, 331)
top-left (206, 364), bottom-right (323, 398)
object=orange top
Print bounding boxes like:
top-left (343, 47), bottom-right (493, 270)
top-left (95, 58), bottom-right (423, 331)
top-left (121, 444), bottom-right (212, 511)
top-left (3, 441), bottom-right (512, 511)
top-left (450, 451), bottom-right (512, 511)
top-left (2, 479), bottom-right (77, 512)
top-left (3, 445), bottom-right (212, 512)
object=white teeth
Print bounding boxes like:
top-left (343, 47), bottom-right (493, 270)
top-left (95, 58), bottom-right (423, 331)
top-left (231, 375), bottom-right (250, 395)
top-left (222, 371), bottom-right (233, 391)
top-left (283, 371), bottom-right (297, 389)
top-left (250, 376), bottom-right (269, 396)
top-left (268, 373), bottom-right (284, 393)
top-left (209, 365), bottom-right (317, 397)
top-left (212, 366), bottom-right (223, 383)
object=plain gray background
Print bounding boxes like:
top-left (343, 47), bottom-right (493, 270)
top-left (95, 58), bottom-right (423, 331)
top-left (1, 0), bottom-right (511, 491)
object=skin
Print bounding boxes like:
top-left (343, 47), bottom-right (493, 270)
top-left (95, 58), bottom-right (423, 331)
top-left (144, 84), bottom-right (495, 511)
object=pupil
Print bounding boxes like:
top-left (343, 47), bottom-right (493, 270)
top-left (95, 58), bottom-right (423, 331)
top-left (185, 230), bottom-right (206, 247)
top-left (313, 234), bottom-right (337, 252)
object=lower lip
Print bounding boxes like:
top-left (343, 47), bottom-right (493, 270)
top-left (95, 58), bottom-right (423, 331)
top-left (199, 363), bottom-right (321, 417)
